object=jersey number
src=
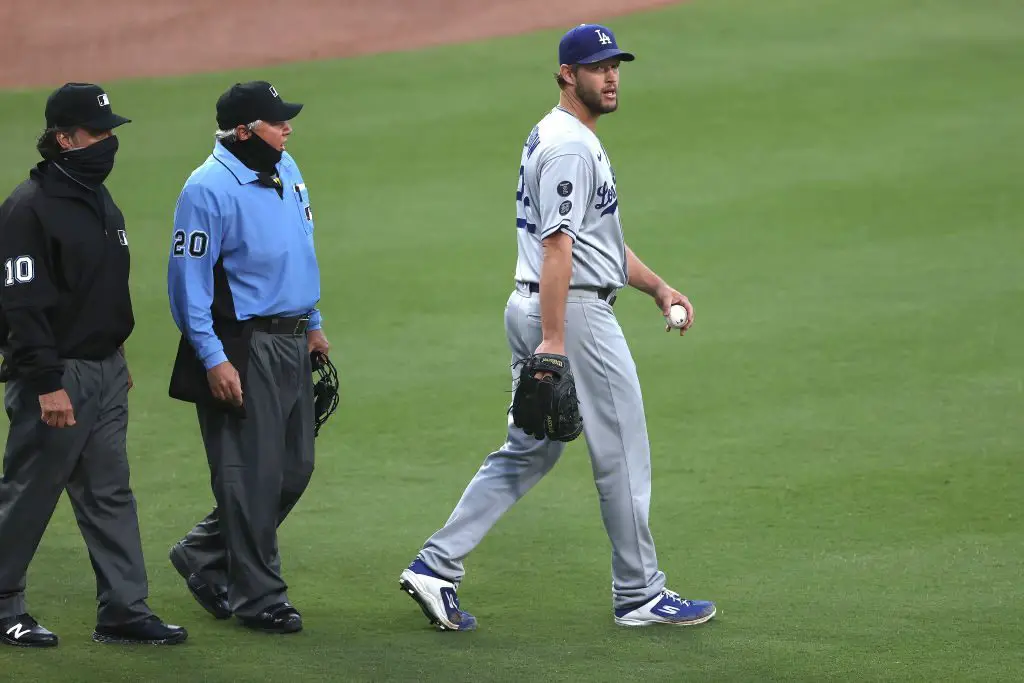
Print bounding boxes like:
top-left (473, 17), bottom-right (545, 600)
top-left (515, 166), bottom-right (536, 233)
top-left (172, 230), bottom-right (209, 258)
top-left (3, 256), bottom-right (34, 286)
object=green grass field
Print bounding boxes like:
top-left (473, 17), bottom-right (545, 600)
top-left (2, 0), bottom-right (1022, 680)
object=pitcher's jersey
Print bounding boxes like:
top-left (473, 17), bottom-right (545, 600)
top-left (513, 106), bottom-right (627, 289)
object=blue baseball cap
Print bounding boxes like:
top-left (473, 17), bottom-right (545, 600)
top-left (558, 24), bottom-right (635, 66)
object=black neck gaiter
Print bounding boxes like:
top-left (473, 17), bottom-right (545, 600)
top-left (58, 135), bottom-right (119, 187)
top-left (223, 134), bottom-right (282, 173)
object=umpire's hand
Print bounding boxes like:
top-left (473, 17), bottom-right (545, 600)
top-left (207, 361), bottom-right (244, 407)
top-left (307, 329), bottom-right (329, 357)
top-left (39, 389), bottom-right (76, 428)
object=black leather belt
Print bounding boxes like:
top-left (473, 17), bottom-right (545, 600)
top-left (247, 315), bottom-right (310, 336)
top-left (525, 282), bottom-right (616, 306)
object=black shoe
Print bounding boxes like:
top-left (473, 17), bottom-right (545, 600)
top-left (238, 602), bottom-right (303, 634)
top-left (92, 615), bottom-right (188, 645)
top-left (0, 614), bottom-right (58, 648)
top-left (169, 542), bottom-right (232, 620)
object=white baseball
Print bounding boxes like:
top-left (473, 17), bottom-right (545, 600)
top-left (665, 304), bottom-right (688, 328)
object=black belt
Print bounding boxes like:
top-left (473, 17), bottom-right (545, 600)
top-left (525, 282), bottom-right (616, 305)
top-left (246, 315), bottom-right (310, 336)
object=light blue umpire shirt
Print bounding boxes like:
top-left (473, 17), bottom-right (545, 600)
top-left (168, 141), bottom-right (322, 370)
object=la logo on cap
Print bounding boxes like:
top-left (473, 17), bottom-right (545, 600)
top-left (97, 93), bottom-right (110, 107)
top-left (269, 85), bottom-right (279, 98)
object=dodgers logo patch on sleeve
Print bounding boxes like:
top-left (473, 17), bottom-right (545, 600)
top-left (558, 200), bottom-right (572, 216)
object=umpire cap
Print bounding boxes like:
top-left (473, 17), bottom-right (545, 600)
top-left (45, 82), bottom-right (131, 130)
top-left (558, 24), bottom-right (635, 66)
top-left (216, 81), bottom-right (303, 129)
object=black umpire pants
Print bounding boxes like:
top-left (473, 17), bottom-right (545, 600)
top-left (175, 331), bottom-right (314, 619)
top-left (0, 353), bottom-right (152, 626)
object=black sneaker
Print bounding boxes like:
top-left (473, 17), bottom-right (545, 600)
top-left (237, 602), bottom-right (303, 634)
top-left (0, 613), bottom-right (58, 648)
top-left (169, 542), bottom-right (232, 620)
top-left (92, 615), bottom-right (188, 645)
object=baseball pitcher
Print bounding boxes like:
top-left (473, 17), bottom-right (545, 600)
top-left (399, 24), bottom-right (717, 630)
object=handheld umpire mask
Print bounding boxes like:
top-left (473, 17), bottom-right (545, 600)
top-left (312, 352), bottom-right (339, 437)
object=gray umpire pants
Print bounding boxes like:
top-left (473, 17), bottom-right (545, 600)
top-left (0, 353), bottom-right (152, 626)
top-left (175, 331), bottom-right (314, 619)
top-left (418, 285), bottom-right (667, 610)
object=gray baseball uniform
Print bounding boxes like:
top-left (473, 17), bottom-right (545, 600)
top-left (417, 106), bottom-right (666, 609)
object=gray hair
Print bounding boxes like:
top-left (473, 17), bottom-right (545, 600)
top-left (214, 120), bottom-right (263, 143)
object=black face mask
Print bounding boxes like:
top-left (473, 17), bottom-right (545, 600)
top-left (58, 135), bottom-right (119, 187)
top-left (224, 134), bottom-right (282, 174)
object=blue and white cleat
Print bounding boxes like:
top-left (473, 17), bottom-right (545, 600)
top-left (614, 590), bottom-right (716, 627)
top-left (399, 559), bottom-right (477, 631)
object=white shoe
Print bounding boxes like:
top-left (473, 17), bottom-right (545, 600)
top-left (614, 590), bottom-right (717, 627)
top-left (398, 558), bottom-right (477, 631)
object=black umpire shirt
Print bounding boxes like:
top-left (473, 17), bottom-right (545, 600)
top-left (0, 161), bottom-right (133, 395)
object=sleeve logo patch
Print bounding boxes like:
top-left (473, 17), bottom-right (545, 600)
top-left (558, 200), bottom-right (572, 216)
top-left (557, 181), bottom-right (573, 197)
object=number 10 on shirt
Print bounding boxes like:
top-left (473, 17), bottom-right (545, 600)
top-left (3, 256), bottom-right (35, 286)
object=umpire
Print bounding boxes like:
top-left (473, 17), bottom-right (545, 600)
top-left (166, 81), bottom-right (328, 634)
top-left (0, 83), bottom-right (186, 647)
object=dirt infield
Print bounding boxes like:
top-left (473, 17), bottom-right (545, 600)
top-left (0, 0), bottom-right (682, 89)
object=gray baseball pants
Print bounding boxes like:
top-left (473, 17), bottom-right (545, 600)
top-left (0, 353), bottom-right (153, 626)
top-left (174, 331), bottom-right (314, 619)
top-left (418, 284), bottom-right (667, 610)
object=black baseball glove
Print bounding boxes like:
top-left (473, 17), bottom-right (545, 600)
top-left (511, 353), bottom-right (583, 442)
top-left (311, 352), bottom-right (340, 438)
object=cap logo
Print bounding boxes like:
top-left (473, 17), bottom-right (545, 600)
top-left (269, 85), bottom-right (279, 98)
top-left (97, 93), bottom-right (110, 107)
top-left (595, 29), bottom-right (613, 45)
